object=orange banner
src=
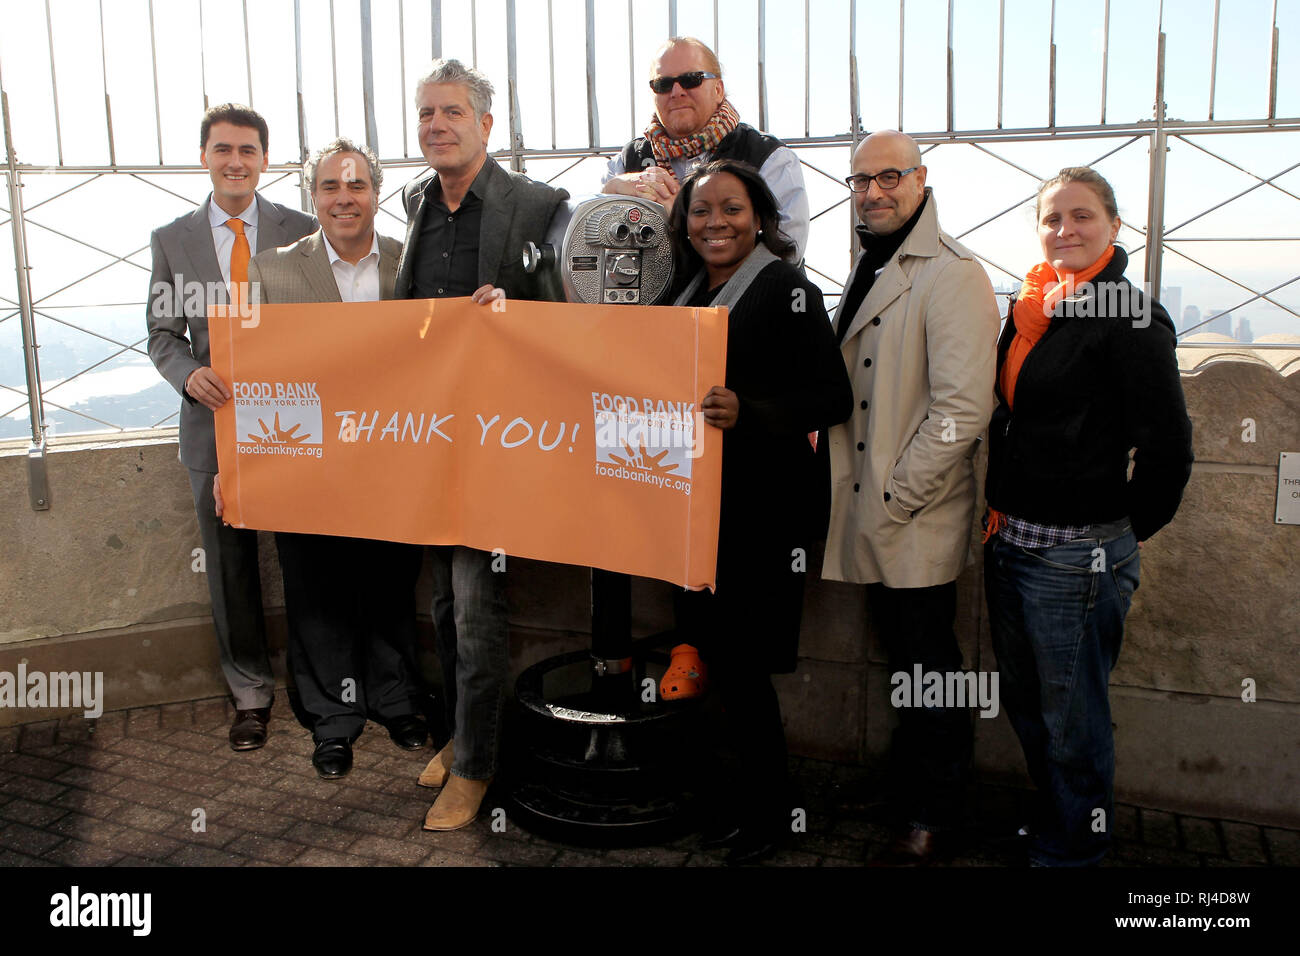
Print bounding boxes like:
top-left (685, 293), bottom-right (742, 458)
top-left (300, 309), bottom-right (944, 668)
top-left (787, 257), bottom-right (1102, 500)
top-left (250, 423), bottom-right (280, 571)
top-left (209, 298), bottom-right (727, 590)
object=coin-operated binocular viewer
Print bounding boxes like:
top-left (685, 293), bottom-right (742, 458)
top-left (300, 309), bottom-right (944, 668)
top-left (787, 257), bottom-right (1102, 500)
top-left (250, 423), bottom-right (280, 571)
top-left (512, 196), bottom-right (704, 842)
top-left (542, 196), bottom-right (675, 305)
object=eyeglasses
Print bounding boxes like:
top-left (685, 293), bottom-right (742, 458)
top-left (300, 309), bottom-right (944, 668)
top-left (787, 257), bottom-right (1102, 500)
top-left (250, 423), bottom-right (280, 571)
top-left (844, 167), bottom-right (919, 192)
top-left (649, 71), bottom-right (720, 94)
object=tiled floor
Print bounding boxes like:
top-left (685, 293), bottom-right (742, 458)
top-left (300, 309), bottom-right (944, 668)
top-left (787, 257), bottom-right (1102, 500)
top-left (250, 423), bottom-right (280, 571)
top-left (0, 698), bottom-right (1292, 867)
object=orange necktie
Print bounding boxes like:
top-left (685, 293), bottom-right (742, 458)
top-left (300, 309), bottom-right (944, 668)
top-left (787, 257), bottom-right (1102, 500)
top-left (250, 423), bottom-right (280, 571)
top-left (227, 217), bottom-right (250, 304)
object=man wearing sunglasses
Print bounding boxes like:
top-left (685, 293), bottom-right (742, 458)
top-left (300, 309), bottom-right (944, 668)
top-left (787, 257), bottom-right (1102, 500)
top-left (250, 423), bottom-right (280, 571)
top-left (601, 36), bottom-right (809, 260)
top-left (821, 129), bottom-right (999, 866)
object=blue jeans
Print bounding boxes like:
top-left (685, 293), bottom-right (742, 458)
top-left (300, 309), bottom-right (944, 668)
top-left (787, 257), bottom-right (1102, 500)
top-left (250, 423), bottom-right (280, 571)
top-left (985, 529), bottom-right (1140, 866)
top-left (430, 545), bottom-right (509, 780)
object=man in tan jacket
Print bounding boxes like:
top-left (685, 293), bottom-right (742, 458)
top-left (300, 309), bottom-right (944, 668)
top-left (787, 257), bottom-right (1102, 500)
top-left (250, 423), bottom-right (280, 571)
top-left (822, 130), bottom-right (999, 865)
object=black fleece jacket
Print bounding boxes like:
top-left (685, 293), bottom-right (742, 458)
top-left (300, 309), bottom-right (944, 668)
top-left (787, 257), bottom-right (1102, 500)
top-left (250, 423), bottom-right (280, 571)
top-left (984, 247), bottom-right (1194, 542)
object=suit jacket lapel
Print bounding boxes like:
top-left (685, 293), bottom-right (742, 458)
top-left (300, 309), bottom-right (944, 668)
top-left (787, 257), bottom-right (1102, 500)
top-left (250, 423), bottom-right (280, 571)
top-left (396, 177), bottom-right (430, 297)
top-left (839, 256), bottom-right (912, 345)
top-left (380, 238), bottom-right (399, 300)
top-left (255, 194), bottom-right (292, 252)
top-left (181, 199), bottom-right (228, 303)
top-left (299, 232), bottom-right (342, 303)
top-left (477, 158), bottom-right (512, 289)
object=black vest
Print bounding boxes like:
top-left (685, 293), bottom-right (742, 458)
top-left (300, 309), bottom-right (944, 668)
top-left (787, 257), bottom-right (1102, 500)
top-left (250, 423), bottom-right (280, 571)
top-left (620, 122), bottom-right (783, 175)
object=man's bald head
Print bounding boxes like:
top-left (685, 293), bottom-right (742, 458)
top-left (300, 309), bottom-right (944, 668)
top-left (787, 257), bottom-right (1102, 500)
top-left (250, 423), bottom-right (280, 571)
top-left (851, 130), bottom-right (927, 236)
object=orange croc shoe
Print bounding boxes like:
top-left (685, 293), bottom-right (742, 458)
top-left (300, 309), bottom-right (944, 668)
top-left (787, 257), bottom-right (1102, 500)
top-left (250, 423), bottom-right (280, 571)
top-left (660, 644), bottom-right (707, 701)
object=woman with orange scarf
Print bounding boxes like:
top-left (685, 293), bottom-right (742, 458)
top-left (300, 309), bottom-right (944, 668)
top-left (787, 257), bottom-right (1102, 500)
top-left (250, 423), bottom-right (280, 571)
top-left (983, 167), bottom-right (1193, 866)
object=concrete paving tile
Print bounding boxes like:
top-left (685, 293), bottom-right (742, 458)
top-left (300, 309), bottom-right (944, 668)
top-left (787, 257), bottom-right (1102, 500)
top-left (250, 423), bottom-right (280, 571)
top-left (159, 702), bottom-right (194, 728)
top-left (167, 844), bottom-right (248, 866)
top-left (209, 806), bottom-right (297, 838)
top-left (0, 822), bottom-right (65, 856)
top-left (20, 720), bottom-right (59, 749)
top-left (42, 838), bottom-right (124, 867)
top-left (282, 820), bottom-right (361, 852)
top-left (1180, 816), bottom-right (1224, 855)
top-left (126, 707), bottom-right (161, 736)
top-left (225, 831), bottom-right (307, 864)
top-left (335, 808), bottom-right (419, 839)
top-left (0, 796), bottom-right (67, 828)
top-left (418, 849), bottom-right (502, 867)
top-left (476, 835), bottom-right (560, 866)
top-left (1140, 808), bottom-right (1180, 849)
top-left (56, 717), bottom-right (93, 744)
top-left (1263, 827), bottom-right (1300, 866)
top-left (291, 848), bottom-right (372, 867)
top-left (1221, 821), bottom-right (1268, 864)
top-left (597, 845), bottom-right (690, 867)
top-left (347, 833), bottom-right (429, 865)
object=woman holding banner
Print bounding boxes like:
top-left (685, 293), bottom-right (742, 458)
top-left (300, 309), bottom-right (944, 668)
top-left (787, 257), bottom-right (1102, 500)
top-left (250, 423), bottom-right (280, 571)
top-left (983, 166), bottom-right (1193, 866)
top-left (666, 159), bottom-right (852, 864)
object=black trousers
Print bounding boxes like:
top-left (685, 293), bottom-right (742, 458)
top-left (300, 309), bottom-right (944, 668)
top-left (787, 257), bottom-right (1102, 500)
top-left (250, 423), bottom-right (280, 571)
top-left (275, 532), bottom-right (425, 741)
top-left (675, 588), bottom-right (792, 834)
top-left (867, 580), bottom-right (973, 830)
top-left (187, 468), bottom-right (274, 710)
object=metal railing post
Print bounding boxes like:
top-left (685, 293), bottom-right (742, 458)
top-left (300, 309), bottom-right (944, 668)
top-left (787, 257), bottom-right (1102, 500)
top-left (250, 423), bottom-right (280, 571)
top-left (1145, 29), bottom-right (1168, 298)
top-left (294, 0), bottom-right (312, 212)
top-left (506, 0), bottom-right (524, 171)
top-left (361, 0), bottom-right (379, 154)
top-left (2, 87), bottom-right (51, 510)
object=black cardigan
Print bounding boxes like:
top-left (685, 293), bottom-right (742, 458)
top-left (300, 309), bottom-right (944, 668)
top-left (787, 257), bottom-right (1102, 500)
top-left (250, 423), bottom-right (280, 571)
top-left (684, 259), bottom-right (853, 671)
top-left (984, 247), bottom-right (1193, 542)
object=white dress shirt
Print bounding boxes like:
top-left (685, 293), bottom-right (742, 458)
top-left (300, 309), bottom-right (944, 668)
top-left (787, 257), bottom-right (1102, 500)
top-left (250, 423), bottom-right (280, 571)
top-left (322, 231), bottom-right (381, 303)
top-left (208, 196), bottom-right (259, 288)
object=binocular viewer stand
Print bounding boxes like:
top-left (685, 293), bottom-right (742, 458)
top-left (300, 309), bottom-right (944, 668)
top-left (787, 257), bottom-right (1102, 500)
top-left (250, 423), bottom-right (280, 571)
top-left (509, 569), bottom-right (705, 845)
top-left (512, 199), bottom-right (691, 841)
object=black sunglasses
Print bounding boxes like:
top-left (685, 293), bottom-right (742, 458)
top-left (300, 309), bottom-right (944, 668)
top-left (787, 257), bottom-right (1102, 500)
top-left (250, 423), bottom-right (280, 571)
top-left (648, 71), bottom-right (719, 94)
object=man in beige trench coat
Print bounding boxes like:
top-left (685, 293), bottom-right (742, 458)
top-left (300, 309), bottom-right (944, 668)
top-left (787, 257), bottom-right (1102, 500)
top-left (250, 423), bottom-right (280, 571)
top-left (822, 130), bottom-right (999, 865)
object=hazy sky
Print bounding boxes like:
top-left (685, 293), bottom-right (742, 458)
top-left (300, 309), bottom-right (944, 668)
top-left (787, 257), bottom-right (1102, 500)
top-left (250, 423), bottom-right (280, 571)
top-left (0, 0), bottom-right (1297, 436)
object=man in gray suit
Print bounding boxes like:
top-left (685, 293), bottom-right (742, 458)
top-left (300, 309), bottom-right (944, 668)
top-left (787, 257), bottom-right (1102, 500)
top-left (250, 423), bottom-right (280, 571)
top-left (398, 58), bottom-right (569, 831)
top-left (218, 139), bottom-right (430, 779)
top-left (147, 104), bottom-right (315, 752)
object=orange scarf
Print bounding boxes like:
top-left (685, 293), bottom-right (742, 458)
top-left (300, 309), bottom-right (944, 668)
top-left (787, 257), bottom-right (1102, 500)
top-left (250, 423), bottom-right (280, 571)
top-left (984, 245), bottom-right (1115, 542)
top-left (999, 245), bottom-right (1114, 409)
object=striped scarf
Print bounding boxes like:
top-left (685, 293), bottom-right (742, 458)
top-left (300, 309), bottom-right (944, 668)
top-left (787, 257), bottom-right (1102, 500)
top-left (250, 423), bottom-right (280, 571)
top-left (644, 100), bottom-right (741, 173)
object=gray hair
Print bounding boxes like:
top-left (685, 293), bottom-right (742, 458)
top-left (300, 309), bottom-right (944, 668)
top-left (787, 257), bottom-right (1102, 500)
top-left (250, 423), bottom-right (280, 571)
top-left (304, 138), bottom-right (382, 194)
top-left (414, 58), bottom-right (494, 119)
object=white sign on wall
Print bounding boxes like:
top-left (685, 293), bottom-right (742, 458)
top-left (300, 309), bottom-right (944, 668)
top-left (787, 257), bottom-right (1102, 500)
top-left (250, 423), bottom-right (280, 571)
top-left (1277, 453), bottom-right (1300, 526)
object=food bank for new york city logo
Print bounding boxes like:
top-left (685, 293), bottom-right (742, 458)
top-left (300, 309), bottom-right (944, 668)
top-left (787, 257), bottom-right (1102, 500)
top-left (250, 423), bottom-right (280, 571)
top-left (234, 381), bottom-right (324, 448)
top-left (591, 391), bottom-right (698, 488)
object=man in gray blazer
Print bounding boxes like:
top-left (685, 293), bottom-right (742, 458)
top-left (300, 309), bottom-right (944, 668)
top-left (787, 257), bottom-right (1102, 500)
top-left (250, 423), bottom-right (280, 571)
top-left (146, 104), bottom-right (315, 752)
top-left (222, 139), bottom-right (429, 779)
top-left (398, 58), bottom-right (569, 832)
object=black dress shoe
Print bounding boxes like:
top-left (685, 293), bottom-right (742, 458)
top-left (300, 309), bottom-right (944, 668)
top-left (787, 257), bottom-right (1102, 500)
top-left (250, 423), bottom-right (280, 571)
top-left (386, 714), bottom-right (428, 751)
top-left (229, 707), bottom-right (271, 752)
top-left (869, 826), bottom-right (945, 867)
top-left (311, 738), bottom-right (353, 779)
